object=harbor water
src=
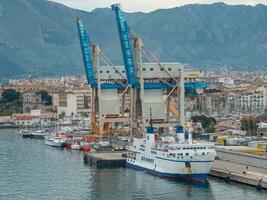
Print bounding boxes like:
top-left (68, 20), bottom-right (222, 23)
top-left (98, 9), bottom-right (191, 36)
top-left (0, 129), bottom-right (266, 200)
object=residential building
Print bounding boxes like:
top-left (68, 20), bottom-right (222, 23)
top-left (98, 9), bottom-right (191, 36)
top-left (234, 91), bottom-right (265, 113)
top-left (57, 88), bottom-right (92, 117)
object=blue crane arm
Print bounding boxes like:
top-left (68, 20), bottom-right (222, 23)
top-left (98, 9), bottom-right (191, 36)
top-left (76, 19), bottom-right (96, 88)
top-left (111, 4), bottom-right (138, 88)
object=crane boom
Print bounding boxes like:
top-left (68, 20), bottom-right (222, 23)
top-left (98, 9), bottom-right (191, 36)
top-left (111, 4), bottom-right (138, 88)
top-left (75, 17), bottom-right (96, 88)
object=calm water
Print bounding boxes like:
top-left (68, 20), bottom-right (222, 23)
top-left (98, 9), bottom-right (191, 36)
top-left (0, 129), bottom-right (266, 200)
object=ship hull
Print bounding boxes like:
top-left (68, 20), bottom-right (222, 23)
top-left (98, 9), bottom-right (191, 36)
top-left (45, 139), bottom-right (64, 147)
top-left (126, 161), bottom-right (209, 183)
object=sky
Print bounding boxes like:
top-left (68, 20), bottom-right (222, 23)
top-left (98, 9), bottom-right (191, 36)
top-left (49, 0), bottom-right (267, 12)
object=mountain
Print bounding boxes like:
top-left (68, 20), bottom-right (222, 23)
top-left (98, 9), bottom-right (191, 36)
top-left (0, 0), bottom-right (266, 82)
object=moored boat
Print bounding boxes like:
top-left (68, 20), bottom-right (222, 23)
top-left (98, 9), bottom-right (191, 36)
top-left (45, 137), bottom-right (64, 147)
top-left (63, 140), bottom-right (73, 149)
top-left (71, 143), bottom-right (81, 150)
top-left (31, 130), bottom-right (49, 139)
top-left (80, 142), bottom-right (93, 152)
top-left (20, 130), bottom-right (32, 138)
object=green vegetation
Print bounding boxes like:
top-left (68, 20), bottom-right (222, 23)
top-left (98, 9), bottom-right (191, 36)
top-left (0, 1), bottom-right (266, 81)
top-left (191, 115), bottom-right (216, 133)
top-left (36, 90), bottom-right (52, 105)
top-left (241, 115), bottom-right (258, 136)
top-left (58, 111), bottom-right (66, 119)
top-left (0, 89), bottom-right (22, 116)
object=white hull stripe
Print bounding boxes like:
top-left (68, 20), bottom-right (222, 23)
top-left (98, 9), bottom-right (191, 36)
top-left (155, 156), bottom-right (213, 163)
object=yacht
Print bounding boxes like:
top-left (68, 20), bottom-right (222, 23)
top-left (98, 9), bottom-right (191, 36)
top-left (45, 136), bottom-right (64, 147)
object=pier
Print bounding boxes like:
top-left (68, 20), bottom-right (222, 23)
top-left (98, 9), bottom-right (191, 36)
top-left (210, 159), bottom-right (267, 189)
top-left (84, 151), bottom-right (127, 168)
top-left (84, 150), bottom-right (267, 189)
top-left (209, 146), bottom-right (267, 189)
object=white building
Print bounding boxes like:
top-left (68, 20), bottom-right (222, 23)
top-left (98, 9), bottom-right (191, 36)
top-left (218, 77), bottom-right (235, 85)
top-left (235, 91), bottom-right (265, 113)
top-left (66, 91), bottom-right (77, 117)
top-left (257, 87), bottom-right (267, 110)
top-left (57, 89), bottom-right (91, 117)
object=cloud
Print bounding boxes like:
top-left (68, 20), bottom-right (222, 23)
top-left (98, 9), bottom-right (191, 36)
top-left (49, 0), bottom-right (267, 12)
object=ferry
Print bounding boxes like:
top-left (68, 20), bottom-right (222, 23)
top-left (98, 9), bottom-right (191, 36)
top-left (126, 123), bottom-right (216, 182)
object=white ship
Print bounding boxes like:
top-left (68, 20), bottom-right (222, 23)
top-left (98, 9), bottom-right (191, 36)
top-left (45, 136), bottom-right (64, 147)
top-left (126, 124), bottom-right (216, 182)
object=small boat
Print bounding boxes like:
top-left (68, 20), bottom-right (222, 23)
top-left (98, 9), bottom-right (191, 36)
top-left (31, 130), bottom-right (49, 139)
top-left (20, 130), bottom-right (32, 138)
top-left (71, 143), bottom-right (81, 150)
top-left (63, 141), bottom-right (73, 149)
top-left (45, 137), bottom-right (64, 147)
top-left (80, 142), bottom-right (93, 152)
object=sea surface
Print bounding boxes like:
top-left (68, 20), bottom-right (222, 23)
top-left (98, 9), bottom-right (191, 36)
top-left (0, 129), bottom-right (266, 200)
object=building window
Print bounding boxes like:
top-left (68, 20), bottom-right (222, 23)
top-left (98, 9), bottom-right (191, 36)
top-left (143, 68), bottom-right (146, 71)
top-left (150, 68), bottom-right (153, 71)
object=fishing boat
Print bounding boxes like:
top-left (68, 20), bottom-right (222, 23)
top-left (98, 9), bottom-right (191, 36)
top-left (126, 121), bottom-right (216, 183)
top-left (20, 130), bottom-right (32, 138)
top-left (31, 130), bottom-right (49, 139)
top-left (63, 140), bottom-right (73, 149)
top-left (71, 143), bottom-right (81, 150)
top-left (45, 136), bottom-right (64, 147)
top-left (80, 142), bottom-right (93, 152)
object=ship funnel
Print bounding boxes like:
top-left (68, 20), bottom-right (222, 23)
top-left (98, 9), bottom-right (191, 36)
top-left (175, 126), bottom-right (185, 144)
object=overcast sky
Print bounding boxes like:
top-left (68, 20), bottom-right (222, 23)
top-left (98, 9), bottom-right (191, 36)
top-left (49, 0), bottom-right (267, 12)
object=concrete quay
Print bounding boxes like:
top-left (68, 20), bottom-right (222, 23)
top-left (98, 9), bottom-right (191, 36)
top-left (84, 151), bottom-right (126, 168)
top-left (210, 159), bottom-right (267, 190)
top-left (83, 148), bottom-right (267, 189)
top-left (216, 146), bottom-right (267, 168)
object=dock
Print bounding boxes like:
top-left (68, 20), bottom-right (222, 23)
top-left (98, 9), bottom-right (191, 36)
top-left (83, 149), bottom-right (267, 189)
top-left (210, 159), bottom-right (267, 190)
top-left (84, 151), bottom-right (127, 168)
top-left (210, 146), bottom-right (267, 189)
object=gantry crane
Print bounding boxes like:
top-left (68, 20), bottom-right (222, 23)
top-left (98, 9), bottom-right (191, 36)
top-left (75, 17), bottom-right (132, 137)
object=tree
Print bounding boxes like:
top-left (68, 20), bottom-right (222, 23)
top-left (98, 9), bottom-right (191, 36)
top-left (0, 89), bottom-right (21, 103)
top-left (241, 115), bottom-right (258, 136)
top-left (59, 111), bottom-right (66, 119)
top-left (0, 89), bottom-right (23, 116)
top-left (36, 90), bottom-right (52, 105)
top-left (24, 106), bottom-right (31, 113)
top-left (191, 115), bottom-right (216, 133)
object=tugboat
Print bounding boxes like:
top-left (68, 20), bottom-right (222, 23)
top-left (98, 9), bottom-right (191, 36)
top-left (126, 114), bottom-right (216, 182)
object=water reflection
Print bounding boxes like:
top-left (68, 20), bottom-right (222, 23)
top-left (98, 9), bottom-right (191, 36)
top-left (0, 129), bottom-right (266, 200)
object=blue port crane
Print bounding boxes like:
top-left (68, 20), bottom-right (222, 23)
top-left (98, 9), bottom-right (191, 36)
top-left (111, 5), bottom-right (209, 91)
top-left (111, 4), bottom-right (138, 88)
top-left (75, 17), bottom-right (97, 88)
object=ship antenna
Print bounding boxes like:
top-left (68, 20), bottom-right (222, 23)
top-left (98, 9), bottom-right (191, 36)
top-left (149, 107), bottom-right (153, 127)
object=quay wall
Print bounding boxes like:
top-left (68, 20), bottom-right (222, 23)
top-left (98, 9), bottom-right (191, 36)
top-left (216, 148), bottom-right (267, 169)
